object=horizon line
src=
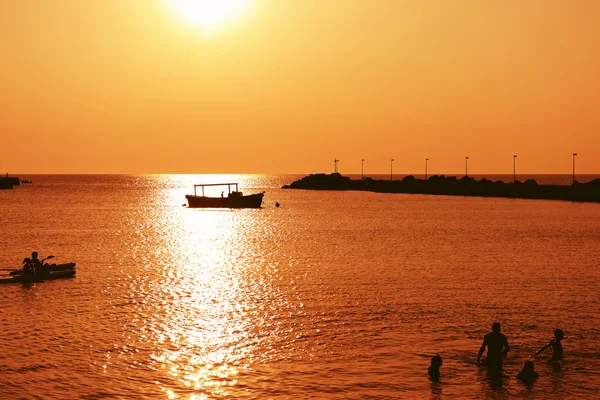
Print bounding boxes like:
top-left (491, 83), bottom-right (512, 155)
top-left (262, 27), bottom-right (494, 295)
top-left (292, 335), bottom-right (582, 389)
top-left (4, 172), bottom-right (600, 176)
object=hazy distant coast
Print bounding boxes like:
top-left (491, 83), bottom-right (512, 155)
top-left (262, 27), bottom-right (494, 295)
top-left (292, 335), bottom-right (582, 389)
top-left (283, 173), bottom-right (600, 203)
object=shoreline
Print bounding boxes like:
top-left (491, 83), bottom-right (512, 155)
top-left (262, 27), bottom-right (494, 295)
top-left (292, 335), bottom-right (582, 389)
top-left (282, 173), bottom-right (600, 203)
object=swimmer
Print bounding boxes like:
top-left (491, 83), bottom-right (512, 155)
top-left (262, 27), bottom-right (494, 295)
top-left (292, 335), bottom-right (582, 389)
top-left (477, 322), bottom-right (509, 371)
top-left (533, 328), bottom-right (564, 371)
top-left (428, 355), bottom-right (442, 381)
top-left (516, 360), bottom-right (539, 384)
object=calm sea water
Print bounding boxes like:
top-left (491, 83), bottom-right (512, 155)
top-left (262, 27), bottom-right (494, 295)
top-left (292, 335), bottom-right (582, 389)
top-left (1, 174), bottom-right (599, 399)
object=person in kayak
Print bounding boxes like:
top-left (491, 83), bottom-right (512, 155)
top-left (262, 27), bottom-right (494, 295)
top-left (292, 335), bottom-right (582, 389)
top-left (22, 257), bottom-right (33, 275)
top-left (31, 252), bottom-right (43, 275)
top-left (477, 322), bottom-right (510, 370)
top-left (532, 329), bottom-right (564, 370)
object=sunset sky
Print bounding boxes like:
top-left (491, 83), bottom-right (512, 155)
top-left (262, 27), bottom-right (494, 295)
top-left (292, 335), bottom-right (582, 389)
top-left (1, 0), bottom-right (598, 174)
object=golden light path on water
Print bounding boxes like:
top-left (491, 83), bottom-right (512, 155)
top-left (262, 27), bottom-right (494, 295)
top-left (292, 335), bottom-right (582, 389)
top-left (125, 175), bottom-right (294, 398)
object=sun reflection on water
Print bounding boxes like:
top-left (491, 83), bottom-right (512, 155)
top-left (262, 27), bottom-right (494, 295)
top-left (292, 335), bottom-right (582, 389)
top-left (132, 175), bottom-right (276, 398)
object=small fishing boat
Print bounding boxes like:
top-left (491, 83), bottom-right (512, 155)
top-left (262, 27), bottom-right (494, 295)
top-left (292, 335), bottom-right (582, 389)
top-left (9, 262), bottom-right (76, 276)
top-left (0, 270), bottom-right (76, 284)
top-left (185, 183), bottom-right (264, 208)
top-left (21, 179), bottom-right (32, 184)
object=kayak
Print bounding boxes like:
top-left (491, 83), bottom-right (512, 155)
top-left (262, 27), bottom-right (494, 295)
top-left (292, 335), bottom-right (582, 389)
top-left (9, 262), bottom-right (76, 276)
top-left (0, 270), bottom-right (76, 284)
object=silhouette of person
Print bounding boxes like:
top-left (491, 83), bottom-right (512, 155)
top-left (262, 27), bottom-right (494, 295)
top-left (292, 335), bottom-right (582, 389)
top-left (516, 360), bottom-right (539, 384)
top-left (31, 252), bottom-right (42, 275)
top-left (428, 355), bottom-right (443, 382)
top-left (22, 257), bottom-right (33, 275)
top-left (477, 322), bottom-right (509, 370)
top-left (533, 329), bottom-right (564, 371)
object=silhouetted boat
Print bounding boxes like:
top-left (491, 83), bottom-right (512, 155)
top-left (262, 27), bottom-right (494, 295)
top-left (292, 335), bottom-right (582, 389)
top-left (9, 262), bottom-right (76, 276)
top-left (21, 179), bottom-right (32, 184)
top-left (0, 270), bottom-right (76, 284)
top-left (186, 183), bottom-right (264, 208)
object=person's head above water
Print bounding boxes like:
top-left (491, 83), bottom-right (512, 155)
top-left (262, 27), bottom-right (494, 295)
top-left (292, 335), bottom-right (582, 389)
top-left (554, 329), bottom-right (564, 341)
top-left (492, 322), bottom-right (501, 333)
top-left (522, 360), bottom-right (535, 372)
top-left (31, 252), bottom-right (38, 259)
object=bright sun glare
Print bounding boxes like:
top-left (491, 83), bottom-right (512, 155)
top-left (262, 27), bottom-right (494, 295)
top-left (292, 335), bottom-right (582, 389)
top-left (170, 0), bottom-right (251, 31)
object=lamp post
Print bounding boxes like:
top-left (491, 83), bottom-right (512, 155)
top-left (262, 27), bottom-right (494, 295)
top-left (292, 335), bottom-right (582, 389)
top-left (361, 159), bottom-right (364, 180)
top-left (465, 156), bottom-right (469, 177)
top-left (573, 153), bottom-right (577, 184)
top-left (425, 158), bottom-right (429, 180)
top-left (390, 159), bottom-right (394, 181)
top-left (334, 159), bottom-right (339, 173)
top-left (513, 155), bottom-right (517, 183)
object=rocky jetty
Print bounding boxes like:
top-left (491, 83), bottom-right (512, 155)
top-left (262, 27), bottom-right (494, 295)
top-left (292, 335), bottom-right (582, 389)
top-left (283, 173), bottom-right (600, 203)
top-left (0, 176), bottom-right (20, 190)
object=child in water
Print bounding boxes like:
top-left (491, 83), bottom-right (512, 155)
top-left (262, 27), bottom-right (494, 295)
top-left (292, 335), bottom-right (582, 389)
top-left (533, 328), bottom-right (564, 371)
top-left (516, 360), bottom-right (539, 384)
top-left (428, 355), bottom-right (443, 381)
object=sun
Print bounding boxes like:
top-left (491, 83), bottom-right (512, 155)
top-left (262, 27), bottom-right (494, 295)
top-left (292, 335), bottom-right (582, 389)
top-left (169, 0), bottom-right (251, 32)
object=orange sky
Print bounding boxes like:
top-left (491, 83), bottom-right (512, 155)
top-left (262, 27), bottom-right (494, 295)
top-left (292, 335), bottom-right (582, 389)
top-left (1, 0), bottom-right (599, 174)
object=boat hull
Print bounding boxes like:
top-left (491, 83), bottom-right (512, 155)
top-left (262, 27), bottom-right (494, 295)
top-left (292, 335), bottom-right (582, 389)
top-left (0, 270), bottom-right (76, 284)
top-left (186, 192), bottom-right (264, 208)
top-left (9, 262), bottom-right (76, 276)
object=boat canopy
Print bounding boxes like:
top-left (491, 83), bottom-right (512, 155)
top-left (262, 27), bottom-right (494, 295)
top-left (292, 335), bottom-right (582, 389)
top-left (193, 183), bottom-right (239, 197)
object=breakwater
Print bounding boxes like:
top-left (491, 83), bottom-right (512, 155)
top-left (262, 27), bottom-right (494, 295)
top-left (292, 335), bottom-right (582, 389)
top-left (283, 173), bottom-right (600, 203)
top-left (0, 176), bottom-right (20, 190)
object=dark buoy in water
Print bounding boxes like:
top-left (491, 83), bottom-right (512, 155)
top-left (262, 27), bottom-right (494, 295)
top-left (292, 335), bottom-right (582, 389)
top-left (275, 202), bottom-right (280, 207)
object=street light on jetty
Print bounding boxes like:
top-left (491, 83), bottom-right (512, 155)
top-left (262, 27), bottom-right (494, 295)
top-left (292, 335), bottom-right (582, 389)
top-left (334, 159), bottom-right (339, 173)
top-left (573, 153), bottom-right (577, 184)
top-left (390, 159), bottom-right (394, 181)
top-left (513, 155), bottom-right (517, 183)
top-left (425, 158), bottom-right (429, 180)
top-left (465, 156), bottom-right (469, 177)
top-left (361, 159), bottom-right (365, 180)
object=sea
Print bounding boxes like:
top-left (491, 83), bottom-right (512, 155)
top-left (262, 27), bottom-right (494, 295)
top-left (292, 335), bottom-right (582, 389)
top-left (1, 174), bottom-right (599, 399)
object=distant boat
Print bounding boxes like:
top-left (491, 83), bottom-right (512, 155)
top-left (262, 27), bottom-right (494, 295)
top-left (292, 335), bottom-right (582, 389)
top-left (185, 183), bottom-right (264, 208)
top-left (21, 179), bottom-right (32, 184)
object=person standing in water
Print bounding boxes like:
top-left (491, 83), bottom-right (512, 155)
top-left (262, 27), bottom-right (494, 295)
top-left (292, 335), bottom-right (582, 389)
top-left (533, 329), bottom-right (564, 371)
top-left (428, 355), bottom-right (443, 382)
top-left (477, 322), bottom-right (510, 370)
